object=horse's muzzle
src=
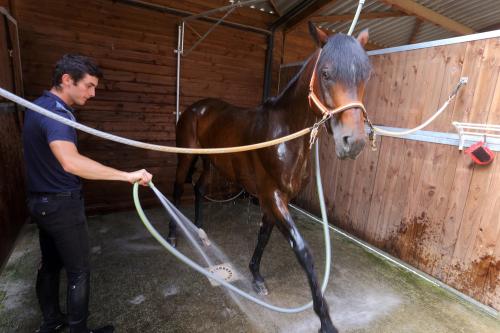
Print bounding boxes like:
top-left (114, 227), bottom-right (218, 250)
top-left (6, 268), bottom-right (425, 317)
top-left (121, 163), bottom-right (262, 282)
top-left (337, 135), bottom-right (366, 160)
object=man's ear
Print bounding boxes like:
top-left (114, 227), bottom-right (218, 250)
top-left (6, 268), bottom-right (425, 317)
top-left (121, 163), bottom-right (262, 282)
top-left (357, 29), bottom-right (369, 49)
top-left (61, 73), bottom-right (74, 87)
top-left (308, 21), bottom-right (329, 47)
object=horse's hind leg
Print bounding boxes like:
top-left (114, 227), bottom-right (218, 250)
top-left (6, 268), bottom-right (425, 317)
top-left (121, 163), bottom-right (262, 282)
top-left (168, 154), bottom-right (197, 247)
top-left (267, 191), bottom-right (337, 333)
top-left (194, 157), bottom-right (211, 228)
top-left (249, 213), bottom-right (274, 295)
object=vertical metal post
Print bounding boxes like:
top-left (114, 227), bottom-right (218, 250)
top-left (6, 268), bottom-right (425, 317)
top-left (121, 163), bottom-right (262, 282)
top-left (175, 22), bottom-right (185, 123)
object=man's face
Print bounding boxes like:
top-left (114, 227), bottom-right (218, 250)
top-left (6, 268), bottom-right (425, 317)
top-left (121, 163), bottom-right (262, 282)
top-left (61, 73), bottom-right (98, 106)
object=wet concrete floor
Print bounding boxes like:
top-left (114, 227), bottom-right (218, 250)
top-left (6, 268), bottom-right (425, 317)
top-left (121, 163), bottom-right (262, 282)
top-left (1, 199), bottom-right (499, 332)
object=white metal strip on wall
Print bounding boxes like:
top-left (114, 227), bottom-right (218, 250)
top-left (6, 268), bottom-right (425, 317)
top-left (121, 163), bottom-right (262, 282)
top-left (368, 125), bottom-right (500, 152)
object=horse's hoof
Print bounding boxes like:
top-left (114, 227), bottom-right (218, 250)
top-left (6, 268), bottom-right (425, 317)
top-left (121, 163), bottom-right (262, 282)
top-left (252, 280), bottom-right (269, 296)
top-left (167, 237), bottom-right (177, 248)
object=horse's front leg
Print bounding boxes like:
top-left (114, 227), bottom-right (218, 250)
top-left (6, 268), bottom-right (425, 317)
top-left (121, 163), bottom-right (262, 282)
top-left (249, 214), bottom-right (274, 295)
top-left (271, 193), bottom-right (337, 333)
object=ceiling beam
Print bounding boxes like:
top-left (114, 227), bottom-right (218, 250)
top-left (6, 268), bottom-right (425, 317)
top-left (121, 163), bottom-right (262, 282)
top-left (408, 18), bottom-right (422, 44)
top-left (377, 0), bottom-right (475, 35)
top-left (311, 10), bottom-right (408, 23)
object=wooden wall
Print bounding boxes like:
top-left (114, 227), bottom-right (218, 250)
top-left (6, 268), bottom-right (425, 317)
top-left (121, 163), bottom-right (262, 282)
top-left (13, 0), bottom-right (271, 212)
top-left (293, 36), bottom-right (500, 310)
top-left (0, 3), bottom-right (26, 269)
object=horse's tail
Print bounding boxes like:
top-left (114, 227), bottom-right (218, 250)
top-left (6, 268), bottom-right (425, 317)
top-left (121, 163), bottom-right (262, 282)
top-left (175, 102), bottom-right (202, 185)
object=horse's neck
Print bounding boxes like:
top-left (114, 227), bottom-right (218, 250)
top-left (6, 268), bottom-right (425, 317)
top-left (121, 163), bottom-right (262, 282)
top-left (273, 50), bottom-right (320, 130)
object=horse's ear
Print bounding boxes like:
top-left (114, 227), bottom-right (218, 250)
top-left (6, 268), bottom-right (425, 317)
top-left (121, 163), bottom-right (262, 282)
top-left (308, 21), bottom-right (329, 47)
top-left (357, 29), bottom-right (369, 49)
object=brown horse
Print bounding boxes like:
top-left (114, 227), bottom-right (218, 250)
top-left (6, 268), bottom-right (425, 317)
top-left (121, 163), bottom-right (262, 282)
top-left (169, 23), bottom-right (371, 333)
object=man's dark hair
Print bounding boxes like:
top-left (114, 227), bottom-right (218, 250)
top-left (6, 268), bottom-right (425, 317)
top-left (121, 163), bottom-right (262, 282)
top-left (52, 54), bottom-right (103, 87)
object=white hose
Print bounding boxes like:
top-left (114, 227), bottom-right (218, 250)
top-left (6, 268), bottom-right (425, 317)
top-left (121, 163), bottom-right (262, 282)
top-left (370, 77), bottom-right (468, 137)
top-left (0, 87), bottom-right (311, 155)
top-left (348, 0), bottom-right (365, 36)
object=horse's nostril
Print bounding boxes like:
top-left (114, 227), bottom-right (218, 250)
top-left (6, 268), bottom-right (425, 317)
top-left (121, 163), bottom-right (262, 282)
top-left (343, 136), bottom-right (350, 147)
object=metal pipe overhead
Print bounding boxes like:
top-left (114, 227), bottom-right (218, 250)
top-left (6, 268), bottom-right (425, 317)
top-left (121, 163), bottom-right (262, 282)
top-left (115, 0), bottom-right (271, 35)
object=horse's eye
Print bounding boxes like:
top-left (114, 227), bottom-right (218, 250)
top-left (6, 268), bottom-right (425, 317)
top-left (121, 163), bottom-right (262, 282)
top-left (321, 70), bottom-right (330, 81)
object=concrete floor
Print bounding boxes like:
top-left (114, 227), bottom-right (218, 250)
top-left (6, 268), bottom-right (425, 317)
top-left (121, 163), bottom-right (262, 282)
top-left (1, 198), bottom-right (499, 333)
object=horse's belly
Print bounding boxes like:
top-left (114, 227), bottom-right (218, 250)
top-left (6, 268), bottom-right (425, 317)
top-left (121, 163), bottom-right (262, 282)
top-left (209, 154), bottom-right (258, 196)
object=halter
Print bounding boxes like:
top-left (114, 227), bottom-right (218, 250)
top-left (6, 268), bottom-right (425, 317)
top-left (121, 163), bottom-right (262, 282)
top-left (307, 49), bottom-right (376, 150)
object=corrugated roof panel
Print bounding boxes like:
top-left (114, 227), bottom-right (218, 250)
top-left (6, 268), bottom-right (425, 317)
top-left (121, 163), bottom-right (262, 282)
top-left (236, 0), bottom-right (499, 48)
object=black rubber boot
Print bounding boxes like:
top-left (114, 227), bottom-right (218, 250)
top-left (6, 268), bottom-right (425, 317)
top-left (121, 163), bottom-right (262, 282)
top-left (67, 271), bottom-right (114, 333)
top-left (35, 268), bottom-right (67, 333)
top-left (67, 271), bottom-right (90, 333)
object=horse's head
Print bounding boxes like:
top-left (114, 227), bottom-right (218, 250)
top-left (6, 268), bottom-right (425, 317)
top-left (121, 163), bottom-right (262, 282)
top-left (308, 22), bottom-right (371, 160)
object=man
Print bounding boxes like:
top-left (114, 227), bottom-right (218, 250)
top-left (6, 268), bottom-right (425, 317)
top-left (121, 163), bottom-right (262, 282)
top-left (23, 54), bottom-right (153, 333)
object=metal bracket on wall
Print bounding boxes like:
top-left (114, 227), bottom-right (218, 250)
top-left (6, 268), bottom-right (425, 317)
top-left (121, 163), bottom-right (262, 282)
top-left (366, 125), bottom-right (500, 152)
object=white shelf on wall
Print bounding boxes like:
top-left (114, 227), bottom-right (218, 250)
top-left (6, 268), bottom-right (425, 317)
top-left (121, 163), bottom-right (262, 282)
top-left (452, 122), bottom-right (500, 151)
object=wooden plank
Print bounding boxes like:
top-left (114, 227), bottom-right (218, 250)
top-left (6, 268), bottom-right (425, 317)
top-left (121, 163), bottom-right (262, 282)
top-left (373, 48), bottom-right (427, 259)
top-left (394, 46), bottom-right (456, 270)
top-left (0, 11), bottom-right (26, 268)
top-left (481, 67), bottom-right (500, 309)
top-left (378, 0), bottom-right (475, 35)
top-left (363, 50), bottom-right (409, 247)
top-left (408, 18), bottom-right (422, 44)
top-left (409, 42), bottom-right (468, 276)
top-left (448, 37), bottom-right (500, 303)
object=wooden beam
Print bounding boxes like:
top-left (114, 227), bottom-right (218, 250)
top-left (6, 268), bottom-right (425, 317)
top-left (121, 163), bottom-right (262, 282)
top-left (408, 18), bottom-right (422, 44)
top-left (311, 10), bottom-right (408, 23)
top-left (284, 0), bottom-right (337, 32)
top-left (378, 0), bottom-right (475, 35)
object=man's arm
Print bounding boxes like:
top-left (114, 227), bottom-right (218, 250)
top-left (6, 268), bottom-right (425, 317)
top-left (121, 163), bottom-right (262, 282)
top-left (49, 140), bottom-right (152, 186)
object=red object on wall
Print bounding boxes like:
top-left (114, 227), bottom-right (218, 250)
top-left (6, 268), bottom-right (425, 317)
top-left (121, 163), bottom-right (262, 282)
top-left (465, 141), bottom-right (495, 165)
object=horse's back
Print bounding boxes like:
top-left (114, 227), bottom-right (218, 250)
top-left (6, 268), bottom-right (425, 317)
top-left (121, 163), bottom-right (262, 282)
top-left (178, 98), bottom-right (256, 149)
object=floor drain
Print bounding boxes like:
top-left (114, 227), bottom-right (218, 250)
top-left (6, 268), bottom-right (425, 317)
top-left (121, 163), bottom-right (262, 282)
top-left (207, 263), bottom-right (240, 287)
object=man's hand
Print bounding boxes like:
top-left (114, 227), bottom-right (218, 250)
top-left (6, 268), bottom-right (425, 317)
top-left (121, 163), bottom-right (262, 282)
top-left (126, 169), bottom-right (153, 186)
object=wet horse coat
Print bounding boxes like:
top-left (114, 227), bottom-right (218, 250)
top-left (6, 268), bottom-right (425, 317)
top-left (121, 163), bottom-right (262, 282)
top-left (170, 25), bottom-right (371, 333)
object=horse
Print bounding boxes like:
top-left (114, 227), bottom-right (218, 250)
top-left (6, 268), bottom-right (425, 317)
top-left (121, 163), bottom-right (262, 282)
top-left (169, 23), bottom-right (372, 333)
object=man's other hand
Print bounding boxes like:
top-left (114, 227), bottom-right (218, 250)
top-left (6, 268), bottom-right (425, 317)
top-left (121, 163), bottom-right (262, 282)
top-left (126, 169), bottom-right (153, 186)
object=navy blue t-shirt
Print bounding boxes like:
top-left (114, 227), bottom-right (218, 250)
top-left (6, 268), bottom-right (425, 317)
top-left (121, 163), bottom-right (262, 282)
top-left (23, 91), bottom-right (81, 193)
